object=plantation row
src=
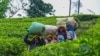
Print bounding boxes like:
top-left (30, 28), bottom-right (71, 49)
top-left (0, 17), bottom-right (56, 38)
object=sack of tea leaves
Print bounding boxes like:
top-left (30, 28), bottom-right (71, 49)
top-left (56, 18), bottom-right (67, 28)
top-left (27, 22), bottom-right (45, 34)
top-left (44, 25), bottom-right (58, 35)
top-left (66, 17), bottom-right (79, 30)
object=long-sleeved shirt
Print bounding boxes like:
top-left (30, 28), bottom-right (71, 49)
top-left (57, 32), bottom-right (67, 41)
top-left (66, 24), bottom-right (74, 31)
top-left (66, 25), bottom-right (76, 40)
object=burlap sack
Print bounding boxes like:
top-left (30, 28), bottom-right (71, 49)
top-left (66, 17), bottom-right (78, 29)
top-left (44, 25), bottom-right (58, 35)
top-left (27, 22), bottom-right (45, 34)
top-left (56, 17), bottom-right (78, 29)
top-left (56, 18), bottom-right (67, 28)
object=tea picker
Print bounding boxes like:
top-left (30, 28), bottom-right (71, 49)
top-left (24, 22), bottom-right (46, 51)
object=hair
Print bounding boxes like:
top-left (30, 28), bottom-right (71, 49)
top-left (31, 35), bottom-right (41, 42)
top-left (57, 26), bottom-right (66, 33)
top-left (46, 35), bottom-right (53, 40)
top-left (46, 35), bottom-right (57, 42)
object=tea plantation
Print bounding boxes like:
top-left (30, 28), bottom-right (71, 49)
top-left (0, 16), bottom-right (100, 56)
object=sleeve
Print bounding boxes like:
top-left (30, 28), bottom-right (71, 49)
top-left (41, 38), bottom-right (46, 45)
top-left (64, 33), bottom-right (67, 41)
top-left (24, 33), bottom-right (31, 45)
top-left (67, 31), bottom-right (72, 40)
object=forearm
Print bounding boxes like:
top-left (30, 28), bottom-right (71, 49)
top-left (24, 33), bottom-right (31, 44)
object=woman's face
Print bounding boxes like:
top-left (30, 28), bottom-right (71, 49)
top-left (32, 37), bottom-right (39, 43)
top-left (31, 35), bottom-right (40, 42)
top-left (47, 37), bottom-right (52, 42)
top-left (59, 27), bottom-right (66, 32)
top-left (59, 28), bottom-right (63, 32)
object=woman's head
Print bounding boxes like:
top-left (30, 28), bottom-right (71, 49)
top-left (58, 26), bottom-right (66, 33)
top-left (46, 35), bottom-right (54, 42)
top-left (31, 35), bottom-right (41, 43)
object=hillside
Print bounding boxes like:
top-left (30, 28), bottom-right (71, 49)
top-left (24, 18), bottom-right (100, 56)
top-left (0, 16), bottom-right (100, 56)
top-left (0, 17), bottom-right (56, 38)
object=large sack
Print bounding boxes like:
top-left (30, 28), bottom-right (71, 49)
top-left (66, 17), bottom-right (78, 29)
top-left (27, 22), bottom-right (45, 34)
top-left (56, 18), bottom-right (67, 28)
top-left (56, 17), bottom-right (78, 30)
top-left (44, 25), bottom-right (58, 35)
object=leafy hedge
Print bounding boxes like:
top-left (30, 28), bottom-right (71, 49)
top-left (74, 15), bottom-right (100, 21)
top-left (0, 38), bottom-right (26, 56)
top-left (23, 41), bottom-right (94, 56)
top-left (0, 17), bottom-right (56, 38)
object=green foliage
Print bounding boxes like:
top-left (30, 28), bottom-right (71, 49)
top-left (0, 0), bottom-right (9, 18)
top-left (74, 14), bottom-right (100, 21)
top-left (27, 0), bottom-right (54, 17)
top-left (0, 17), bottom-right (56, 38)
top-left (0, 38), bottom-right (26, 56)
top-left (23, 41), bottom-right (94, 56)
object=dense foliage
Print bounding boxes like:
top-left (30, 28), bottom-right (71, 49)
top-left (74, 14), bottom-right (100, 21)
top-left (0, 38), bottom-right (25, 56)
top-left (27, 0), bottom-right (54, 17)
top-left (0, 0), bottom-right (9, 18)
top-left (0, 17), bottom-right (56, 38)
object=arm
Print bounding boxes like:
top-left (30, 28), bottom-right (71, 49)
top-left (40, 38), bottom-right (46, 45)
top-left (24, 33), bottom-right (31, 45)
top-left (67, 31), bottom-right (72, 40)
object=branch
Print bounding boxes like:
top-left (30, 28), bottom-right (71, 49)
top-left (9, 9), bottom-right (20, 18)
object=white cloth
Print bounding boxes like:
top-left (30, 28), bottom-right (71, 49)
top-left (44, 25), bottom-right (58, 35)
top-left (67, 31), bottom-right (77, 40)
top-left (66, 17), bottom-right (78, 29)
top-left (57, 35), bottom-right (64, 42)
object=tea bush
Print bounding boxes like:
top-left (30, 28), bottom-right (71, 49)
top-left (74, 14), bottom-right (100, 21)
top-left (0, 38), bottom-right (26, 56)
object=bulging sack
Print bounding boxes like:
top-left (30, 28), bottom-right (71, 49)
top-left (44, 25), bottom-right (57, 35)
top-left (27, 22), bottom-right (45, 34)
top-left (56, 18), bottom-right (67, 28)
top-left (66, 17), bottom-right (79, 30)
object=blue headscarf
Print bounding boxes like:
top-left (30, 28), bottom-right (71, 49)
top-left (66, 24), bottom-right (74, 31)
top-left (66, 24), bottom-right (75, 40)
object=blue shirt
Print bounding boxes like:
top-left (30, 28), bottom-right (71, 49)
top-left (66, 25), bottom-right (74, 31)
